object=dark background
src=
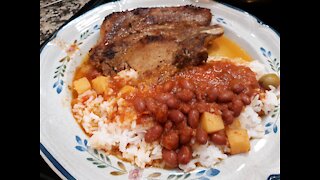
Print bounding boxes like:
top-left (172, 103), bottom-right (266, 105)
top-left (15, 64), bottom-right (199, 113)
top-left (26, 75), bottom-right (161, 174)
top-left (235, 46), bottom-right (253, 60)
top-left (40, 0), bottom-right (280, 179)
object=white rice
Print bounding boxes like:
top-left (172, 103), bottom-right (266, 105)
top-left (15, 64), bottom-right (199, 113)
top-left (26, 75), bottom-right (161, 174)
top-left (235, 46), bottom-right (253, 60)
top-left (72, 60), bottom-right (279, 171)
top-left (261, 86), bottom-right (279, 114)
top-left (179, 142), bottom-right (228, 172)
top-left (117, 68), bottom-right (138, 80)
top-left (73, 69), bottom-right (161, 168)
top-left (238, 100), bottom-right (265, 139)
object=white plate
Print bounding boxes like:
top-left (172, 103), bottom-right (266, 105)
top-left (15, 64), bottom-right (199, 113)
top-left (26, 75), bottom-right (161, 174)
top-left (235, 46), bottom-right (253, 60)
top-left (40, 0), bottom-right (280, 179)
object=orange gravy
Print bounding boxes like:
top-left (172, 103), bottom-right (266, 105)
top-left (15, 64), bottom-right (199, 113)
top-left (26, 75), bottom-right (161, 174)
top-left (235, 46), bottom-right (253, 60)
top-left (208, 36), bottom-right (252, 61)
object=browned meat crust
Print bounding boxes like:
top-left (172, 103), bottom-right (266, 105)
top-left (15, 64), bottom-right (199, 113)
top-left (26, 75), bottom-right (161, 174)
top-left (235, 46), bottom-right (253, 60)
top-left (89, 5), bottom-right (224, 82)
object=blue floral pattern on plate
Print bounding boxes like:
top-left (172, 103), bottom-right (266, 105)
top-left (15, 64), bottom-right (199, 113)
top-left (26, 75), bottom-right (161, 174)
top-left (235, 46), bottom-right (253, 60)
top-left (216, 17), bottom-right (227, 24)
top-left (75, 135), bottom-right (221, 179)
top-left (260, 47), bottom-right (280, 75)
top-left (259, 47), bottom-right (280, 135)
top-left (264, 105), bottom-right (279, 134)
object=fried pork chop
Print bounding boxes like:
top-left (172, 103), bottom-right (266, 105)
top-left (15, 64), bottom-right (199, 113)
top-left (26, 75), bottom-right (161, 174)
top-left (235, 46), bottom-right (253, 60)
top-left (89, 5), bottom-right (224, 83)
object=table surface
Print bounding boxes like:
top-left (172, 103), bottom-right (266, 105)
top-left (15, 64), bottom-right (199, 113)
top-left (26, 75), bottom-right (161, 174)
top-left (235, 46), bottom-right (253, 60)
top-left (40, 0), bottom-right (280, 179)
top-left (40, 0), bottom-right (90, 44)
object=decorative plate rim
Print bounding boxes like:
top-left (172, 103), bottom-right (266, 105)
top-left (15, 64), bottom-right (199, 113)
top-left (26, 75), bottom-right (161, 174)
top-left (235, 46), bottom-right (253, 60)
top-left (40, 0), bottom-right (280, 179)
top-left (216, 0), bottom-right (280, 37)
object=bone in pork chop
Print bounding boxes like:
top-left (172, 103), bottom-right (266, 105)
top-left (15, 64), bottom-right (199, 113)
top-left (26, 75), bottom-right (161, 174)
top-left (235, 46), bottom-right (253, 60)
top-left (89, 5), bottom-right (224, 83)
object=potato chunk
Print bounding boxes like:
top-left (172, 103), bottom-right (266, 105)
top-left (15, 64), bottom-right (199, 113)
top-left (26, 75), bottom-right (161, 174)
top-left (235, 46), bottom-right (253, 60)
top-left (73, 77), bottom-right (91, 94)
top-left (226, 128), bottom-right (250, 155)
top-left (118, 85), bottom-right (136, 96)
top-left (228, 119), bottom-right (241, 129)
top-left (91, 76), bottom-right (110, 95)
top-left (200, 112), bottom-right (225, 133)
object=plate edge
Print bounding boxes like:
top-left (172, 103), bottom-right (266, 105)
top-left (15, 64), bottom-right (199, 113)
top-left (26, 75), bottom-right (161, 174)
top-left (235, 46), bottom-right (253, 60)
top-left (40, 143), bottom-right (76, 180)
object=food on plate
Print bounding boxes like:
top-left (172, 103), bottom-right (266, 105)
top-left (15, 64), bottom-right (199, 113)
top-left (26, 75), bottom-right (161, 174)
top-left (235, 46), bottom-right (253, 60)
top-left (226, 128), bottom-right (250, 155)
top-left (73, 77), bottom-right (91, 94)
top-left (200, 112), bottom-right (225, 133)
top-left (71, 5), bottom-right (280, 172)
top-left (91, 76), bottom-right (110, 95)
top-left (89, 5), bottom-right (223, 84)
top-left (258, 73), bottom-right (280, 90)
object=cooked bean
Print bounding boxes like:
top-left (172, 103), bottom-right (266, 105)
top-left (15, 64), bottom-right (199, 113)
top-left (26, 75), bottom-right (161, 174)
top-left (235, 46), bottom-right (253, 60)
top-left (240, 94), bottom-right (251, 105)
top-left (231, 81), bottom-right (245, 94)
top-left (188, 109), bottom-right (199, 128)
top-left (179, 126), bottom-right (193, 145)
top-left (243, 87), bottom-right (252, 96)
top-left (196, 127), bottom-right (208, 144)
top-left (176, 119), bottom-right (187, 130)
top-left (155, 93), bottom-right (173, 103)
top-left (162, 149), bottom-right (178, 168)
top-left (168, 110), bottom-right (186, 124)
top-left (207, 87), bottom-right (219, 102)
top-left (166, 96), bottom-right (180, 109)
top-left (220, 104), bottom-right (229, 112)
top-left (230, 99), bottom-right (243, 117)
top-left (164, 121), bottom-right (173, 132)
top-left (155, 103), bottom-right (168, 123)
top-left (137, 115), bottom-right (153, 124)
top-left (145, 125), bottom-right (163, 143)
top-left (222, 109), bottom-right (234, 125)
top-left (163, 81), bottom-right (175, 92)
top-left (162, 131), bottom-right (179, 150)
top-left (179, 79), bottom-right (194, 90)
top-left (177, 146), bottom-right (192, 164)
top-left (176, 89), bottom-right (194, 102)
top-left (180, 103), bottom-right (191, 114)
top-left (217, 90), bottom-right (234, 103)
top-left (145, 97), bottom-right (157, 113)
top-left (196, 102), bottom-right (208, 113)
top-left (210, 131), bottom-right (227, 145)
top-left (195, 90), bottom-right (206, 101)
top-left (133, 98), bottom-right (146, 112)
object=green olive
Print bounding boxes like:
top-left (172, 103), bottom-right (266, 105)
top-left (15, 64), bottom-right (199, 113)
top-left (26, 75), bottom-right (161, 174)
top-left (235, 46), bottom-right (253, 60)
top-left (258, 73), bottom-right (280, 90)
